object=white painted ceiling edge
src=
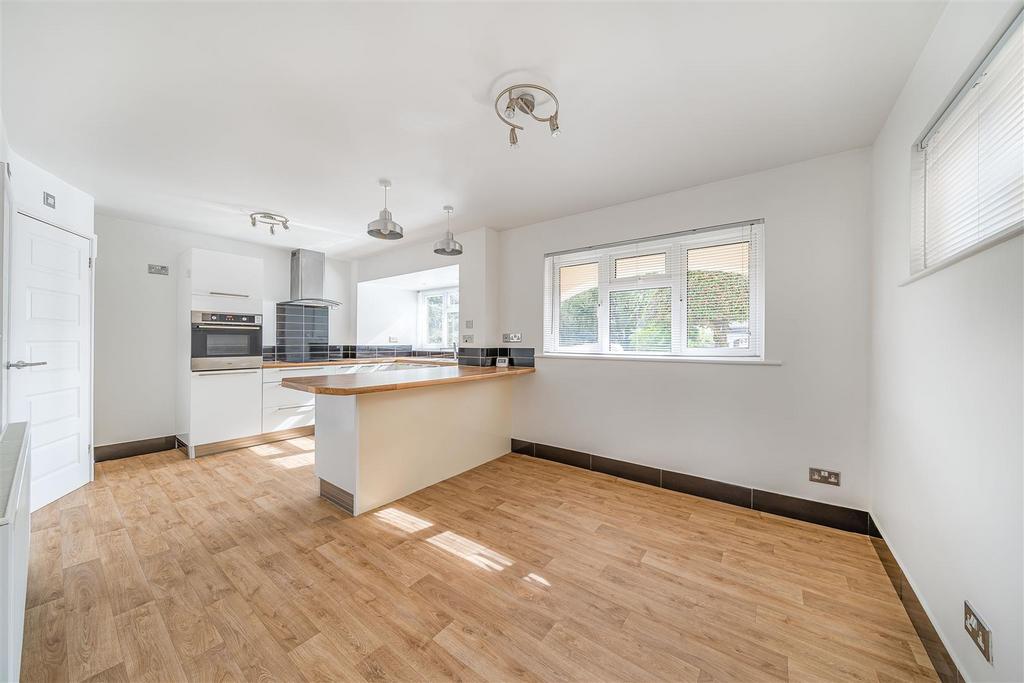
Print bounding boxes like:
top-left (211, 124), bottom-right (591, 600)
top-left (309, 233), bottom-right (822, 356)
top-left (3, 1), bottom-right (945, 258)
top-left (360, 264), bottom-right (459, 292)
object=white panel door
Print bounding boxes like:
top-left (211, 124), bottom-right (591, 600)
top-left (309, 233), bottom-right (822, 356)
top-left (8, 212), bottom-right (92, 511)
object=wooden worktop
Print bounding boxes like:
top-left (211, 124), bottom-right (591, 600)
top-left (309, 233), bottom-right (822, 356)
top-left (263, 357), bottom-right (456, 369)
top-left (282, 364), bottom-right (535, 395)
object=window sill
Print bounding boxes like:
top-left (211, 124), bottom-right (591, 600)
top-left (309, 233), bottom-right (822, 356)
top-left (537, 353), bottom-right (782, 366)
top-left (900, 224), bottom-right (1022, 286)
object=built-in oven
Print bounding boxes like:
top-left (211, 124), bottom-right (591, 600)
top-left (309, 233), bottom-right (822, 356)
top-left (191, 311), bottom-right (263, 371)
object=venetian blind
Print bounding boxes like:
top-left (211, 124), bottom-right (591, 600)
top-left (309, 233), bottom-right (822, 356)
top-left (911, 12), bottom-right (1024, 275)
top-left (543, 220), bottom-right (764, 358)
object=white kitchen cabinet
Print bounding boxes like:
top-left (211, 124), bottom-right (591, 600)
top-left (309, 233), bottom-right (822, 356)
top-left (190, 369), bottom-right (263, 445)
top-left (263, 380), bottom-right (315, 409)
top-left (262, 404), bottom-right (315, 433)
top-left (261, 365), bottom-right (326, 432)
top-left (184, 248), bottom-right (263, 314)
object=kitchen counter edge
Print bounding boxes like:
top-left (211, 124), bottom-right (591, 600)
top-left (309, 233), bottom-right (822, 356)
top-left (282, 365), bottom-right (535, 396)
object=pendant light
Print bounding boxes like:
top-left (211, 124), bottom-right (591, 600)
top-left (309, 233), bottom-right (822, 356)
top-left (367, 179), bottom-right (404, 240)
top-left (433, 205), bottom-right (463, 256)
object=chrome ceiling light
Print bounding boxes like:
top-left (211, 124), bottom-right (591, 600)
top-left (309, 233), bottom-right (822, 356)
top-left (367, 179), bottom-right (404, 240)
top-left (433, 205), bottom-right (463, 256)
top-left (250, 212), bottom-right (289, 236)
top-left (494, 84), bottom-right (561, 149)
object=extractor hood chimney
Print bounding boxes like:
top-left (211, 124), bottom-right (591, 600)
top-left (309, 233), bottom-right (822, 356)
top-left (282, 249), bottom-right (341, 308)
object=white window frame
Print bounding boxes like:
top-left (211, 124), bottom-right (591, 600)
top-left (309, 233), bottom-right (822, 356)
top-left (907, 10), bottom-right (1024, 282)
top-left (417, 287), bottom-right (459, 349)
top-left (545, 221), bottom-right (764, 360)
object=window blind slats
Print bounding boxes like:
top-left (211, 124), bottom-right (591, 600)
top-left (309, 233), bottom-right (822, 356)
top-left (543, 221), bottom-right (764, 358)
top-left (914, 13), bottom-right (1024, 274)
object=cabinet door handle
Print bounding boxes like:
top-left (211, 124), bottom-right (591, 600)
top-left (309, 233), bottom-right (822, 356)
top-left (207, 291), bottom-right (251, 298)
top-left (275, 406), bottom-right (313, 412)
top-left (196, 370), bottom-right (259, 376)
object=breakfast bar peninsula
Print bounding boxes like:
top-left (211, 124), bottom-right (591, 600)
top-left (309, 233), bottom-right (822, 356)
top-left (284, 364), bottom-right (535, 515)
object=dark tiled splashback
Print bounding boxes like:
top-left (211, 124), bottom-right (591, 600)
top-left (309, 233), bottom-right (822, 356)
top-left (262, 344), bottom-right (456, 362)
top-left (458, 347), bottom-right (535, 367)
top-left (274, 304), bottom-right (330, 362)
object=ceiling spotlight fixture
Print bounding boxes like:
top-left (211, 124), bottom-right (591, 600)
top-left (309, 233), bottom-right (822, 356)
top-left (250, 212), bottom-right (289, 236)
top-left (367, 179), bottom-right (404, 240)
top-left (494, 84), bottom-right (561, 149)
top-left (433, 205), bottom-right (463, 256)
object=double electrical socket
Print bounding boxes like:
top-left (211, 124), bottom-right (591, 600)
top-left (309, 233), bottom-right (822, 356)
top-left (809, 468), bottom-right (840, 486)
top-left (964, 602), bottom-right (993, 662)
top-left (503, 332), bottom-right (523, 343)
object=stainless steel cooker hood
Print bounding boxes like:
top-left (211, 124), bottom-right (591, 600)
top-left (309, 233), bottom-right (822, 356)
top-left (281, 249), bottom-right (341, 308)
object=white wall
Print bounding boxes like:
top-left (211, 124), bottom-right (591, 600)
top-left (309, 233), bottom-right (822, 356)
top-left (356, 283), bottom-right (418, 345)
top-left (869, 3), bottom-right (1023, 682)
top-left (92, 213), bottom-right (353, 446)
top-left (0, 0), bottom-right (6, 164)
top-left (499, 149), bottom-right (872, 509)
top-left (354, 227), bottom-right (500, 347)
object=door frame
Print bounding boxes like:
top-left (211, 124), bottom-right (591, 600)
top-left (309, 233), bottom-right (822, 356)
top-left (8, 205), bottom-right (97, 484)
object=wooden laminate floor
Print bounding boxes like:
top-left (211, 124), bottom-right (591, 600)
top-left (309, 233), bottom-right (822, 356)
top-left (21, 437), bottom-right (937, 682)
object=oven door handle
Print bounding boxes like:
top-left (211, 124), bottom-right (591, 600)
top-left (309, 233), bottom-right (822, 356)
top-left (195, 324), bottom-right (261, 330)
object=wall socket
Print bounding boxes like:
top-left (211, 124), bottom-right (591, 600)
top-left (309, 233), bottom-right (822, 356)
top-left (462, 334), bottom-right (474, 344)
top-left (964, 601), bottom-right (993, 662)
top-left (809, 468), bottom-right (841, 486)
top-left (147, 264), bottom-right (169, 276)
top-left (388, 336), bottom-right (398, 343)
top-left (503, 332), bottom-right (523, 343)
top-left (465, 320), bottom-right (474, 329)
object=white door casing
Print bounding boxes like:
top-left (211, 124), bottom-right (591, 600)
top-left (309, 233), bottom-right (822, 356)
top-left (8, 212), bottom-right (93, 511)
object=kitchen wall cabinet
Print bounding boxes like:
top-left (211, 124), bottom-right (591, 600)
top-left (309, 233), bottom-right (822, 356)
top-left (190, 369), bottom-right (262, 445)
top-left (184, 248), bottom-right (263, 314)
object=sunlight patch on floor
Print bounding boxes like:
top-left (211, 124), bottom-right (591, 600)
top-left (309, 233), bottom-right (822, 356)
top-left (250, 443), bottom-right (286, 457)
top-left (524, 572), bottom-right (551, 587)
top-left (374, 507), bottom-right (434, 533)
top-left (291, 436), bottom-right (316, 451)
top-left (266, 452), bottom-right (314, 469)
top-left (427, 530), bottom-right (513, 571)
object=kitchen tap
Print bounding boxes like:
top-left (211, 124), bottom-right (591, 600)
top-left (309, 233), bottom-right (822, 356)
top-left (452, 341), bottom-right (458, 360)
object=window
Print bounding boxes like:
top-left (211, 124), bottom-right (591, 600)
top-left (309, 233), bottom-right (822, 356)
top-left (543, 221), bottom-right (764, 358)
top-left (418, 287), bottom-right (459, 348)
top-left (911, 12), bottom-right (1023, 276)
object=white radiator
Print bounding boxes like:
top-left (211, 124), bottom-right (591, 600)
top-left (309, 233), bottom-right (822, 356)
top-left (0, 423), bottom-right (31, 683)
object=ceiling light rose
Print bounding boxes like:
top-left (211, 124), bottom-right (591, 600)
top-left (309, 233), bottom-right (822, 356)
top-left (367, 179), bottom-right (404, 240)
top-left (433, 205), bottom-right (463, 256)
top-left (494, 83), bottom-right (560, 149)
top-left (250, 212), bottom-right (289, 236)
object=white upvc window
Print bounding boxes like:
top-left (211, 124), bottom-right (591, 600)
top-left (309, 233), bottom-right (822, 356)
top-left (417, 287), bottom-right (459, 349)
top-left (910, 11), bottom-right (1023, 278)
top-left (544, 220), bottom-right (764, 359)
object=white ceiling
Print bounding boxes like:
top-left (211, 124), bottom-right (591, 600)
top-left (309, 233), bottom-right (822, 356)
top-left (361, 264), bottom-right (459, 292)
top-left (2, 1), bottom-right (944, 259)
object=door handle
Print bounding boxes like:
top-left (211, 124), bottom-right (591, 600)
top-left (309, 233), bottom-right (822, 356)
top-left (6, 360), bottom-right (46, 370)
top-left (207, 291), bottom-right (250, 298)
top-left (195, 324), bottom-right (261, 330)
